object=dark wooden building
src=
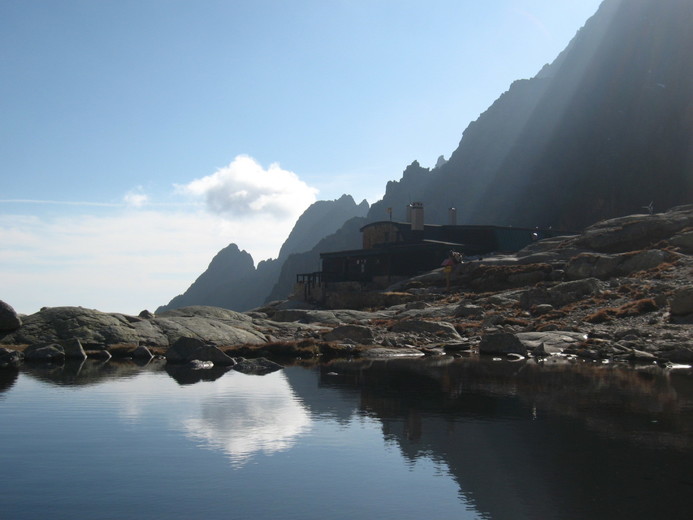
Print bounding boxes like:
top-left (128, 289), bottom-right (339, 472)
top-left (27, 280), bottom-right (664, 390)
top-left (316, 220), bottom-right (565, 286)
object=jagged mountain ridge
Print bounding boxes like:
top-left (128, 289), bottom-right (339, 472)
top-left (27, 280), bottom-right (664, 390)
top-left (276, 195), bottom-right (369, 261)
top-left (369, 0), bottom-right (693, 230)
top-left (156, 244), bottom-right (259, 313)
top-left (157, 195), bottom-right (369, 313)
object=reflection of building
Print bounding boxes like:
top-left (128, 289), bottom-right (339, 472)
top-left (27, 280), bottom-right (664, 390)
top-left (296, 203), bottom-right (570, 304)
top-left (285, 360), bottom-right (693, 520)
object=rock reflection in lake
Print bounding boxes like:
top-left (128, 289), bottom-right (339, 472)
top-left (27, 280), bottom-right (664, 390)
top-left (0, 367), bottom-right (18, 395)
top-left (165, 363), bottom-right (232, 385)
top-left (20, 358), bottom-right (167, 386)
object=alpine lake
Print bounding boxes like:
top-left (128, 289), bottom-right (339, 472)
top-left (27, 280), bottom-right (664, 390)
top-left (1, 355), bottom-right (692, 520)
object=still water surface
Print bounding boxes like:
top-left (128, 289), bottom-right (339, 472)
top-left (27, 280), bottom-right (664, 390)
top-left (1, 357), bottom-right (692, 519)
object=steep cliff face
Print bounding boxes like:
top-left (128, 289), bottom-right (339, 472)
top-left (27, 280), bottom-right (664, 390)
top-left (371, 0), bottom-right (693, 230)
top-left (157, 195), bottom-right (369, 312)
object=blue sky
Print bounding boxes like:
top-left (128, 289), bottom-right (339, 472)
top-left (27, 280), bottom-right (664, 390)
top-left (1, 0), bottom-right (603, 315)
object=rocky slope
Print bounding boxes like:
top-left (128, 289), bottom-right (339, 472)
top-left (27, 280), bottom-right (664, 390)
top-left (3, 205), bottom-right (693, 373)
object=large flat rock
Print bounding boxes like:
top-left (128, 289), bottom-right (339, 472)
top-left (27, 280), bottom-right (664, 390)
top-left (0, 306), bottom-right (267, 348)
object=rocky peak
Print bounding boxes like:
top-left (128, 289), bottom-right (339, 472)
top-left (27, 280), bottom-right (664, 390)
top-left (277, 194), bottom-right (369, 261)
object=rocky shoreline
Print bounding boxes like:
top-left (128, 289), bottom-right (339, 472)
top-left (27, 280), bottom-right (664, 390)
top-left (2, 205), bottom-right (693, 375)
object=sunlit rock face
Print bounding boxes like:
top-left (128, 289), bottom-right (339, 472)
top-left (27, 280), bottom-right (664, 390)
top-left (181, 371), bottom-right (311, 467)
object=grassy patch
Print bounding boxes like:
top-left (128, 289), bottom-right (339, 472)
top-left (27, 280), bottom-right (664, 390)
top-left (152, 346), bottom-right (167, 356)
top-left (318, 341), bottom-right (368, 357)
top-left (369, 318), bottom-right (398, 329)
top-left (503, 317), bottom-right (530, 327)
top-left (634, 260), bottom-right (681, 279)
top-left (0, 344), bottom-right (29, 352)
top-left (221, 339), bottom-right (322, 358)
top-left (584, 298), bottom-right (658, 323)
top-left (107, 343), bottom-right (138, 358)
top-left (454, 321), bottom-right (483, 334)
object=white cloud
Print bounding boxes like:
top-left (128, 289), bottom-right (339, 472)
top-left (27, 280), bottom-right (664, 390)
top-left (0, 155), bottom-right (320, 316)
top-left (123, 187), bottom-right (149, 207)
top-left (178, 155), bottom-right (318, 219)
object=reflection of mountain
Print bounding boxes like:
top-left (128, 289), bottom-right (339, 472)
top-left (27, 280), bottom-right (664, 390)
top-left (181, 371), bottom-right (311, 467)
top-left (287, 359), bottom-right (693, 520)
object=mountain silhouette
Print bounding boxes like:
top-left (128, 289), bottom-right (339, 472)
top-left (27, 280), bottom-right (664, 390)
top-left (369, 0), bottom-right (693, 230)
top-left (157, 195), bottom-right (368, 312)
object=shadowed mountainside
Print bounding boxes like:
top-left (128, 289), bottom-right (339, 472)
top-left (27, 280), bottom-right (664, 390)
top-left (369, 0), bottom-right (693, 229)
top-left (264, 215), bottom-right (368, 303)
top-left (157, 195), bottom-right (368, 313)
top-left (276, 195), bottom-right (369, 261)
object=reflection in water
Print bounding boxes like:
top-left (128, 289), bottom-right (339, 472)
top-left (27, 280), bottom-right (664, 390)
top-left (17, 360), bottom-right (311, 468)
top-left (165, 364), bottom-right (232, 385)
top-left (0, 367), bottom-right (18, 396)
top-left (5, 356), bottom-right (693, 519)
top-left (289, 358), bottom-right (693, 520)
top-left (21, 358), bottom-right (166, 386)
top-left (181, 371), bottom-right (311, 467)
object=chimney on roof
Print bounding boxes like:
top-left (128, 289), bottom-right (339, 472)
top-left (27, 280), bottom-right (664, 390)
top-left (410, 202), bottom-right (424, 231)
